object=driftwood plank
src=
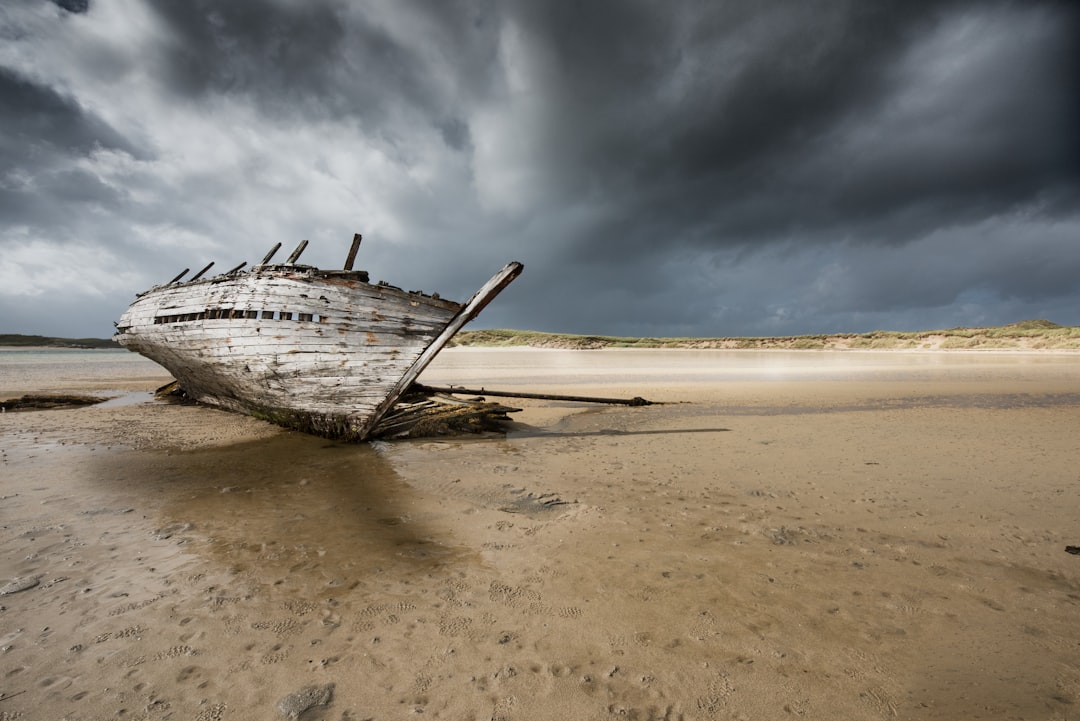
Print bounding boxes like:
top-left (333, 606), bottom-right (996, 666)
top-left (415, 385), bottom-right (654, 407)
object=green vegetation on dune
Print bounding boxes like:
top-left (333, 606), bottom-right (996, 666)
top-left (449, 329), bottom-right (692, 349)
top-left (452, 320), bottom-right (1080, 351)
top-left (0, 334), bottom-right (120, 349)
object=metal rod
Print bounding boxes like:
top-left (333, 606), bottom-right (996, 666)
top-left (224, 261), bottom-right (247, 275)
top-left (344, 233), bottom-right (362, 270)
top-left (189, 262), bottom-right (215, 281)
top-left (285, 239), bottom-right (309, 264)
top-left (167, 268), bottom-right (190, 284)
top-left (260, 242), bottom-right (282, 264)
top-left (414, 384), bottom-right (654, 406)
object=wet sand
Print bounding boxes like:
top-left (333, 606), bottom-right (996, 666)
top-left (2, 348), bottom-right (1079, 720)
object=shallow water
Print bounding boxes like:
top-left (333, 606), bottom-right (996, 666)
top-left (0, 348), bottom-right (169, 395)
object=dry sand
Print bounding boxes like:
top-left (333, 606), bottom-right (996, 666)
top-left (2, 348), bottom-right (1079, 720)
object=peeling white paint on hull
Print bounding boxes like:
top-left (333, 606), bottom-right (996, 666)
top-left (115, 248), bottom-right (522, 441)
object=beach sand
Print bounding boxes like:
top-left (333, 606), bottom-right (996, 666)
top-left (2, 348), bottom-right (1079, 720)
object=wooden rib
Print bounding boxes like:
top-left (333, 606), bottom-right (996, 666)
top-left (344, 233), bottom-right (362, 270)
top-left (285, 240), bottom-right (309, 264)
top-left (260, 243), bottom-right (283, 264)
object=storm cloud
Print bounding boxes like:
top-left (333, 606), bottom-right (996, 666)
top-left (2, 0), bottom-right (1077, 338)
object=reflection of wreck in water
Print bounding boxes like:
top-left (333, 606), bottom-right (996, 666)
top-left (114, 234), bottom-right (523, 441)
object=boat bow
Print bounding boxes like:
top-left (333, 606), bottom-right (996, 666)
top-left (361, 261), bottom-right (524, 438)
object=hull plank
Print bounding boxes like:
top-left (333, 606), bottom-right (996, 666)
top-left (116, 249), bottom-right (523, 440)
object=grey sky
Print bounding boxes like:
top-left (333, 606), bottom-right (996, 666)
top-left (2, 0), bottom-right (1077, 339)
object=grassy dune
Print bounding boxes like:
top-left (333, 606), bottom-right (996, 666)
top-left (0, 334), bottom-right (119, 349)
top-left (453, 320), bottom-right (1080, 351)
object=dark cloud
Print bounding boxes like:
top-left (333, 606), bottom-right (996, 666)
top-left (0, 67), bottom-right (131, 157)
top-left (145, 0), bottom-right (502, 133)
top-left (0, 67), bottom-right (141, 231)
top-left (149, 1), bottom-right (351, 100)
top-left (51, 0), bottom-right (88, 13)
top-left (436, 116), bottom-right (471, 152)
top-left (517, 1), bottom-right (1078, 257)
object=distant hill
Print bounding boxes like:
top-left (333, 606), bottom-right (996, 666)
top-left (453, 320), bottom-right (1080, 351)
top-left (0, 334), bottom-right (120, 349)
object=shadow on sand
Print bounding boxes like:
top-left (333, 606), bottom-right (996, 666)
top-left (88, 432), bottom-right (470, 591)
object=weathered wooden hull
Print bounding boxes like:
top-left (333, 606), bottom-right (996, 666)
top-left (115, 260), bottom-right (522, 440)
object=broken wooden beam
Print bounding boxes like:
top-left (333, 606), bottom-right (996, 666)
top-left (371, 392), bottom-right (520, 439)
top-left (260, 242), bottom-right (283, 264)
top-left (190, 262), bottom-right (215, 281)
top-left (344, 233), bottom-right (362, 270)
top-left (413, 384), bottom-right (654, 406)
top-left (167, 268), bottom-right (190, 284)
top-left (286, 239), bottom-right (309, 264)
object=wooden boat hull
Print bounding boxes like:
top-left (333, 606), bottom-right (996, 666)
top-left (115, 260), bottom-right (522, 440)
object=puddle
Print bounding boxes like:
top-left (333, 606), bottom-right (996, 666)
top-left (94, 391), bottom-right (158, 408)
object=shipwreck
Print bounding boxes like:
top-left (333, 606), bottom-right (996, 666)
top-left (114, 234), bottom-right (523, 440)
